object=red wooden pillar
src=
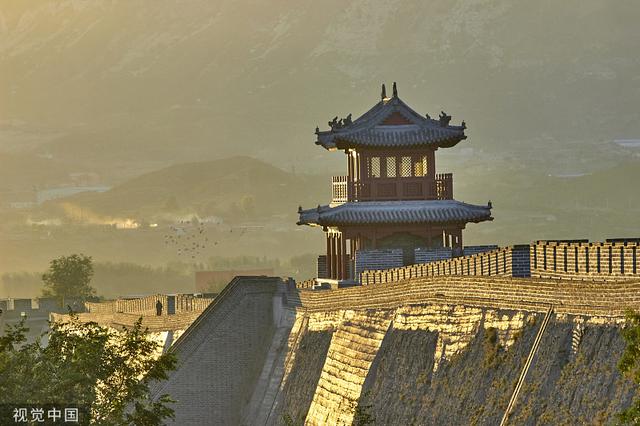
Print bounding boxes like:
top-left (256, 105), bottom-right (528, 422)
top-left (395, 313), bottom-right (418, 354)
top-left (341, 234), bottom-right (347, 280)
top-left (336, 234), bottom-right (343, 280)
top-left (331, 234), bottom-right (339, 280)
top-left (326, 234), bottom-right (333, 279)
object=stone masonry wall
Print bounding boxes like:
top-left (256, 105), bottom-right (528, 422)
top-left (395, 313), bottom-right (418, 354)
top-left (268, 291), bottom-right (637, 424)
top-left (414, 247), bottom-right (452, 263)
top-left (305, 310), bottom-right (393, 426)
top-left (148, 274), bottom-right (640, 425)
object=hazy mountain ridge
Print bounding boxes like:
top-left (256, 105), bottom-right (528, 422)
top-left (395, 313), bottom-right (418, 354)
top-left (38, 156), bottom-right (640, 243)
top-left (1, 0), bottom-right (638, 175)
top-left (43, 156), bottom-right (328, 222)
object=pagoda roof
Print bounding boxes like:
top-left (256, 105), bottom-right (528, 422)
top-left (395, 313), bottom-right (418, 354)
top-left (297, 200), bottom-right (493, 227)
top-left (315, 83), bottom-right (467, 151)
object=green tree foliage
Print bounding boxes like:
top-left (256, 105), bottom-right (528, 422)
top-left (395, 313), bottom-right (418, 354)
top-left (42, 254), bottom-right (96, 304)
top-left (0, 316), bottom-right (176, 425)
top-left (618, 310), bottom-right (640, 424)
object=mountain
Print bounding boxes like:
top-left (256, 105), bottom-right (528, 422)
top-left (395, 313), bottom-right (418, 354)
top-left (44, 155), bottom-right (640, 242)
top-left (46, 156), bottom-right (329, 223)
top-left (1, 0), bottom-right (639, 177)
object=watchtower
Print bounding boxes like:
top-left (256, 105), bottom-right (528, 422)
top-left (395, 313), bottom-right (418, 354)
top-left (298, 83), bottom-right (493, 281)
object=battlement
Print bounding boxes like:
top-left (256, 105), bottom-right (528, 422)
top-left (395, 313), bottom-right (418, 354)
top-left (360, 245), bottom-right (531, 285)
top-left (50, 310), bottom-right (203, 332)
top-left (289, 275), bottom-right (640, 319)
top-left (85, 293), bottom-right (214, 316)
top-left (53, 293), bottom-right (215, 333)
top-left (531, 240), bottom-right (639, 281)
top-left (359, 240), bottom-right (640, 286)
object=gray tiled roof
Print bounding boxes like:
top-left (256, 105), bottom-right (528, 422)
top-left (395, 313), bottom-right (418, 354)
top-left (315, 93), bottom-right (466, 150)
top-left (297, 200), bottom-right (493, 226)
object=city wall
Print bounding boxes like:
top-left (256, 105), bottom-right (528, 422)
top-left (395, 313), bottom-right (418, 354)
top-left (49, 310), bottom-right (202, 333)
top-left (360, 240), bottom-right (640, 285)
top-left (263, 276), bottom-right (640, 424)
top-left (84, 294), bottom-right (213, 315)
top-left (151, 277), bottom-right (281, 426)
top-left (153, 274), bottom-right (640, 425)
top-left (530, 240), bottom-right (640, 281)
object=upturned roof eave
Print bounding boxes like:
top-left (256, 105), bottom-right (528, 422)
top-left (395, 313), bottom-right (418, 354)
top-left (313, 91), bottom-right (467, 150)
top-left (296, 200), bottom-right (493, 227)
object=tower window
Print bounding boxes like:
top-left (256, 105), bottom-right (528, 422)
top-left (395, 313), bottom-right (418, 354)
top-left (369, 157), bottom-right (381, 178)
top-left (414, 156), bottom-right (428, 177)
top-left (386, 157), bottom-right (397, 177)
top-left (400, 156), bottom-right (412, 177)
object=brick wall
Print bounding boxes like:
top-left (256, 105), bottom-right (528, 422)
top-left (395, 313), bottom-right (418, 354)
top-left (360, 246), bottom-right (530, 285)
top-left (463, 245), bottom-right (499, 256)
top-left (151, 277), bottom-right (280, 425)
top-left (530, 241), bottom-right (640, 281)
top-left (414, 247), bottom-right (452, 263)
top-left (355, 249), bottom-right (404, 282)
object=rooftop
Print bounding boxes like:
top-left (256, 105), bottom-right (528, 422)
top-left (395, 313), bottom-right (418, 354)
top-left (315, 82), bottom-right (467, 151)
top-left (298, 199), bottom-right (493, 227)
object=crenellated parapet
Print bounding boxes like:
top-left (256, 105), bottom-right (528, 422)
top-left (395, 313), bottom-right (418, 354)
top-left (358, 240), bottom-right (640, 286)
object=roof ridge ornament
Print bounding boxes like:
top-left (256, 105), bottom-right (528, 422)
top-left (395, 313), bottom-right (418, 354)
top-left (381, 83), bottom-right (387, 100)
top-left (392, 82), bottom-right (398, 98)
top-left (439, 111), bottom-right (452, 127)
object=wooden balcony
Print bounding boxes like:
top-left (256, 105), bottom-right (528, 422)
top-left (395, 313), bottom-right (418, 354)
top-left (331, 173), bottom-right (453, 203)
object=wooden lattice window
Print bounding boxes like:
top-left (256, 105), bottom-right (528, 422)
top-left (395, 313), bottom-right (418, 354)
top-left (400, 156), bottom-right (412, 177)
top-left (385, 157), bottom-right (397, 177)
top-left (369, 157), bottom-right (381, 178)
top-left (413, 156), bottom-right (428, 177)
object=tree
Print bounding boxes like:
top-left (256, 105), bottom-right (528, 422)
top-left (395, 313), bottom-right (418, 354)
top-left (0, 315), bottom-right (176, 425)
top-left (618, 310), bottom-right (640, 424)
top-left (42, 254), bottom-right (96, 305)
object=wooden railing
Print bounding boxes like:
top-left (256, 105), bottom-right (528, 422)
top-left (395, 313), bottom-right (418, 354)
top-left (331, 173), bottom-right (453, 202)
top-left (434, 173), bottom-right (453, 200)
top-left (331, 175), bottom-right (348, 204)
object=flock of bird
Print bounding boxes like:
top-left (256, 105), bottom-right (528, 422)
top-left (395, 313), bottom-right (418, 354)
top-left (162, 220), bottom-right (249, 260)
